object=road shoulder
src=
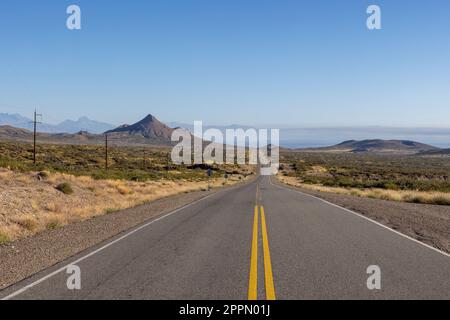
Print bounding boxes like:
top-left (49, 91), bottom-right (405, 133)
top-left (273, 177), bottom-right (450, 255)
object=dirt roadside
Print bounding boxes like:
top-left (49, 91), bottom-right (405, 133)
top-left (274, 178), bottom-right (450, 255)
top-left (0, 181), bottom-right (250, 291)
top-left (0, 168), bottom-right (252, 242)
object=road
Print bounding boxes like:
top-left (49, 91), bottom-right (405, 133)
top-left (1, 176), bottom-right (449, 300)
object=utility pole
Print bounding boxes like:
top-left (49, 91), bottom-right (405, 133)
top-left (32, 109), bottom-right (42, 165)
top-left (167, 153), bottom-right (171, 172)
top-left (105, 133), bottom-right (109, 171)
top-left (142, 148), bottom-right (146, 170)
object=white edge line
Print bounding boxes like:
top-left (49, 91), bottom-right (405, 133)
top-left (269, 177), bottom-right (450, 259)
top-left (1, 190), bottom-right (222, 300)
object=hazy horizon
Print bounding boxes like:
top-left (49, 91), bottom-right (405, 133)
top-left (1, 111), bottom-right (449, 148)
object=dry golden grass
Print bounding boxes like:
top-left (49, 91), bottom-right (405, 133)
top-left (13, 216), bottom-right (39, 232)
top-left (278, 176), bottom-right (450, 206)
top-left (0, 169), bottom-right (249, 243)
top-left (0, 225), bottom-right (20, 245)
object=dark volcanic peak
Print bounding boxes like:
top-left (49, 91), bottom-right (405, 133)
top-left (106, 114), bottom-right (173, 139)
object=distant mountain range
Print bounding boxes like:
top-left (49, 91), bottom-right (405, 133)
top-left (295, 139), bottom-right (439, 155)
top-left (167, 122), bottom-right (254, 133)
top-left (0, 113), bottom-right (115, 134)
top-left (0, 113), bottom-right (448, 154)
top-left (0, 114), bottom-right (177, 146)
top-left (2, 113), bottom-right (450, 148)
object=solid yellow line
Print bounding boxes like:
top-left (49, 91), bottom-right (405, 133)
top-left (260, 206), bottom-right (276, 300)
top-left (248, 206), bottom-right (259, 300)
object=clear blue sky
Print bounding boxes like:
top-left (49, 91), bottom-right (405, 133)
top-left (0, 0), bottom-right (449, 127)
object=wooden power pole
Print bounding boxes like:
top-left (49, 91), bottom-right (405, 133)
top-left (143, 148), bottom-right (146, 170)
top-left (105, 133), bottom-right (109, 171)
top-left (32, 109), bottom-right (42, 165)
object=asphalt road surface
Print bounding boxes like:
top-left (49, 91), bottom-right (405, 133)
top-left (1, 176), bottom-right (449, 300)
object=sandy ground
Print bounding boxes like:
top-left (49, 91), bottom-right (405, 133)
top-left (276, 177), bottom-right (450, 254)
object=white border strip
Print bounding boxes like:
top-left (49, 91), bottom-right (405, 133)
top-left (1, 190), bottom-right (223, 300)
top-left (269, 177), bottom-right (450, 258)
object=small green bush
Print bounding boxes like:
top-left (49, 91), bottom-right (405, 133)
top-left (46, 220), bottom-right (60, 230)
top-left (56, 182), bottom-right (74, 195)
top-left (383, 181), bottom-right (399, 190)
top-left (37, 171), bottom-right (49, 179)
top-left (338, 177), bottom-right (356, 188)
top-left (0, 232), bottom-right (10, 245)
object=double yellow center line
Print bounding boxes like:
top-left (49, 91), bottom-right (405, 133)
top-left (248, 185), bottom-right (276, 300)
top-left (248, 206), bottom-right (259, 300)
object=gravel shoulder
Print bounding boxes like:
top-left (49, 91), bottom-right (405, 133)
top-left (275, 179), bottom-right (450, 255)
top-left (0, 181), bottom-right (249, 290)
